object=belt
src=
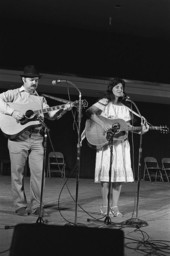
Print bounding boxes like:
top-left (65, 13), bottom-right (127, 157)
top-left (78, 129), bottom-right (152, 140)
top-left (28, 127), bottom-right (43, 134)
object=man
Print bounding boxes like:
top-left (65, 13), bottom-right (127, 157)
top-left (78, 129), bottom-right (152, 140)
top-left (0, 65), bottom-right (70, 216)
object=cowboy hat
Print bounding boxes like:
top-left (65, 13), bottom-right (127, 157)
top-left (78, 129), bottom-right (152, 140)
top-left (20, 65), bottom-right (41, 78)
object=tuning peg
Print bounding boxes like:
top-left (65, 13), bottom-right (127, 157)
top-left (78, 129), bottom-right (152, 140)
top-left (82, 99), bottom-right (88, 108)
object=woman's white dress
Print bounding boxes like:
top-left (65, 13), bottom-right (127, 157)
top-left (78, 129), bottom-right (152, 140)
top-left (94, 98), bottom-right (134, 183)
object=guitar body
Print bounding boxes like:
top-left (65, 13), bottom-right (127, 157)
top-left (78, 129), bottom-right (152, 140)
top-left (85, 116), bottom-right (169, 147)
top-left (85, 116), bottom-right (128, 147)
top-left (0, 100), bottom-right (79, 139)
top-left (0, 102), bottom-right (42, 139)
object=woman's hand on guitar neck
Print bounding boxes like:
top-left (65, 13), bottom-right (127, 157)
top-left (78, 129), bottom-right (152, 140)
top-left (141, 121), bottom-right (149, 134)
top-left (139, 118), bottom-right (149, 134)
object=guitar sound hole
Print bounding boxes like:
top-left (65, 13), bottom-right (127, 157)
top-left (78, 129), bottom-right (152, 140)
top-left (112, 123), bottom-right (120, 133)
top-left (25, 110), bottom-right (34, 119)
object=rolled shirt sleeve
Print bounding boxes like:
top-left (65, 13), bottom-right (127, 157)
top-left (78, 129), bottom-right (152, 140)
top-left (0, 90), bottom-right (16, 115)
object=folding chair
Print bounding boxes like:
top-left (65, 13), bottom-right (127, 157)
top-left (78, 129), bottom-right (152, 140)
top-left (143, 157), bottom-right (164, 182)
top-left (47, 152), bottom-right (66, 178)
top-left (161, 158), bottom-right (170, 182)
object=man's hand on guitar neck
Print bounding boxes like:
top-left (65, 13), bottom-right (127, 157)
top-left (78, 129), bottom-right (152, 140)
top-left (64, 102), bottom-right (73, 111)
top-left (48, 102), bottom-right (73, 120)
top-left (12, 110), bottom-right (24, 121)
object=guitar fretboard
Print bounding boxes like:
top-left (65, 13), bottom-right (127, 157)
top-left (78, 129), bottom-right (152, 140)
top-left (131, 126), bottom-right (168, 133)
top-left (34, 104), bottom-right (67, 115)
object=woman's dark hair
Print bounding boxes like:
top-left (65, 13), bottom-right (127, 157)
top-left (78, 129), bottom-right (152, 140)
top-left (106, 77), bottom-right (126, 101)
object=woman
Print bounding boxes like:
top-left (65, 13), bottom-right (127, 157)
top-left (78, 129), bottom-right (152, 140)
top-left (86, 77), bottom-right (148, 217)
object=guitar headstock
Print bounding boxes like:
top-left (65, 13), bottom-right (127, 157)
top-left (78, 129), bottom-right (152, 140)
top-left (82, 99), bottom-right (88, 108)
top-left (158, 126), bottom-right (169, 134)
top-left (73, 99), bottom-right (88, 108)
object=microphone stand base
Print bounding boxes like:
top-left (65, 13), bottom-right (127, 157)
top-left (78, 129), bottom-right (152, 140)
top-left (121, 217), bottom-right (148, 228)
top-left (65, 222), bottom-right (87, 227)
top-left (87, 216), bottom-right (120, 228)
top-left (36, 216), bottom-right (48, 224)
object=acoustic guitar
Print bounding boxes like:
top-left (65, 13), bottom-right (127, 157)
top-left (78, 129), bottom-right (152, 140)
top-left (0, 101), bottom-right (80, 139)
top-left (85, 116), bottom-right (169, 147)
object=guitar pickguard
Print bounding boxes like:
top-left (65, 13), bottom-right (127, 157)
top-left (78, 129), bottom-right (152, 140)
top-left (20, 114), bottom-right (39, 125)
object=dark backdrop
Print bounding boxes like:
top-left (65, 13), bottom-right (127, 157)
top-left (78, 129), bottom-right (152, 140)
top-left (1, 18), bottom-right (170, 84)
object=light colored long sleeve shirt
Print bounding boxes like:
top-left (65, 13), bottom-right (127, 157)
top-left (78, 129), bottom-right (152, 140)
top-left (0, 86), bottom-right (49, 117)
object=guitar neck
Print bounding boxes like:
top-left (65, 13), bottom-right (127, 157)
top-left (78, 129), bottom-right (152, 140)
top-left (94, 116), bottom-right (168, 134)
top-left (131, 126), bottom-right (142, 132)
top-left (132, 126), bottom-right (168, 132)
top-left (149, 126), bottom-right (163, 131)
top-left (33, 104), bottom-right (67, 115)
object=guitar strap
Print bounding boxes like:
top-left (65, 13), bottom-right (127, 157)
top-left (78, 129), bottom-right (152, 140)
top-left (125, 105), bottom-right (146, 123)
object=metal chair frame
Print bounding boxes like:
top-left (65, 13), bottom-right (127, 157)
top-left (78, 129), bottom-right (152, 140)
top-left (161, 158), bottom-right (170, 182)
top-left (47, 151), bottom-right (66, 178)
top-left (143, 157), bottom-right (164, 182)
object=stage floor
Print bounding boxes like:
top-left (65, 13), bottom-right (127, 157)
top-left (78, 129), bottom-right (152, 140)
top-left (0, 175), bottom-right (170, 255)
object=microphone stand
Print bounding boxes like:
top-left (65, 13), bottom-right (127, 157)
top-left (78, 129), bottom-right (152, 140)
top-left (36, 118), bottom-right (50, 224)
top-left (100, 128), bottom-right (118, 225)
top-left (42, 94), bottom-right (72, 104)
top-left (121, 99), bottom-right (148, 228)
top-left (87, 126), bottom-right (121, 227)
top-left (57, 80), bottom-right (82, 226)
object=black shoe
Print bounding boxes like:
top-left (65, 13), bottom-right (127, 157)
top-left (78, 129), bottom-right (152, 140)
top-left (15, 207), bottom-right (30, 216)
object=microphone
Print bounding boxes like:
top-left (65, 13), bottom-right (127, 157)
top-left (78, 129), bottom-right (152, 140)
top-left (52, 79), bottom-right (81, 95)
top-left (57, 79), bottom-right (66, 83)
top-left (51, 80), bottom-right (66, 85)
top-left (122, 92), bottom-right (130, 101)
top-left (52, 80), bottom-right (56, 85)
